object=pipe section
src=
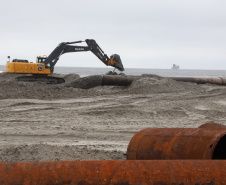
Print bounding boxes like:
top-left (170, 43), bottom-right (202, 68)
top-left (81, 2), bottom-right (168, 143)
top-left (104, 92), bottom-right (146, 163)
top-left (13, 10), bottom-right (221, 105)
top-left (127, 128), bottom-right (226, 160)
top-left (102, 75), bottom-right (137, 86)
top-left (102, 76), bottom-right (226, 86)
top-left (199, 122), bottom-right (226, 128)
top-left (169, 77), bottom-right (226, 85)
top-left (0, 160), bottom-right (226, 185)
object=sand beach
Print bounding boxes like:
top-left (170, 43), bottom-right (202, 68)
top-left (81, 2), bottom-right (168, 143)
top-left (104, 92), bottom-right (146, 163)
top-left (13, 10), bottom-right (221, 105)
top-left (0, 73), bottom-right (226, 162)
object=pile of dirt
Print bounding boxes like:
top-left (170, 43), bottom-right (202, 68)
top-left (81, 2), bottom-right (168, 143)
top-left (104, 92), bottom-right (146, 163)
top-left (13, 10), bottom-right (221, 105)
top-left (0, 144), bottom-right (125, 163)
top-left (65, 75), bottom-right (103, 89)
top-left (126, 77), bottom-right (202, 94)
top-left (61, 73), bottom-right (80, 84)
top-left (141, 73), bottom-right (163, 79)
top-left (0, 72), bottom-right (26, 81)
top-left (0, 80), bottom-right (89, 99)
top-left (0, 73), bottom-right (93, 99)
top-left (0, 73), bottom-right (80, 84)
top-left (0, 72), bottom-right (205, 99)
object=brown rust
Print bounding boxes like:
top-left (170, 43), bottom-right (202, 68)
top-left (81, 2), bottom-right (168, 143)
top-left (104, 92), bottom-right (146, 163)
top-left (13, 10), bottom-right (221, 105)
top-left (127, 128), bottom-right (226, 160)
top-left (0, 160), bottom-right (226, 184)
top-left (199, 122), bottom-right (226, 128)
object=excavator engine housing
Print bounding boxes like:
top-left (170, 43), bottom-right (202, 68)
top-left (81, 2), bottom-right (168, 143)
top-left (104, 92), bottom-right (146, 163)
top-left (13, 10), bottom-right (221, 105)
top-left (5, 60), bottom-right (51, 74)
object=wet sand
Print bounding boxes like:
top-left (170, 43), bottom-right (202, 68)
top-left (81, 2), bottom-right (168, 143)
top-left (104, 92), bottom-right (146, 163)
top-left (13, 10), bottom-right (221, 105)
top-left (0, 73), bottom-right (226, 162)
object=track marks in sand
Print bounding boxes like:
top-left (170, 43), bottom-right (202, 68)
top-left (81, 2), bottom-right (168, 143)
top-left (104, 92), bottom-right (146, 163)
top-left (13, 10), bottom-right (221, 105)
top-left (9, 106), bottom-right (56, 113)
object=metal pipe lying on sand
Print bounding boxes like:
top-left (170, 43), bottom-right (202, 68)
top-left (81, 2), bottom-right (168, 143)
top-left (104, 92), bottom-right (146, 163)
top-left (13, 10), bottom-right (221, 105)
top-left (67, 75), bottom-right (226, 89)
top-left (127, 128), bottom-right (226, 160)
top-left (199, 122), bottom-right (226, 128)
top-left (102, 75), bottom-right (138, 86)
top-left (65, 75), bottom-right (137, 89)
top-left (102, 76), bottom-right (226, 86)
top-left (0, 160), bottom-right (226, 184)
top-left (169, 77), bottom-right (226, 85)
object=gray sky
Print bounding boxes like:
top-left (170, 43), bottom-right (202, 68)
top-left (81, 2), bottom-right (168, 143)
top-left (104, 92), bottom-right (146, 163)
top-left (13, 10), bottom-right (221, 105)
top-left (0, 0), bottom-right (226, 70)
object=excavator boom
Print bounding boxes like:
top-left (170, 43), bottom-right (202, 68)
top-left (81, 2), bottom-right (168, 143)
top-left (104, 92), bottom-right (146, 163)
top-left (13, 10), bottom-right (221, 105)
top-left (44, 39), bottom-right (124, 73)
top-left (85, 39), bottom-right (124, 72)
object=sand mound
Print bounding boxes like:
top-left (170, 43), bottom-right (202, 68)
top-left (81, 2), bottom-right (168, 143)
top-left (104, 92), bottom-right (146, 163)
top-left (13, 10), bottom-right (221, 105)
top-left (127, 77), bottom-right (201, 94)
top-left (63, 73), bottom-right (80, 84)
top-left (0, 73), bottom-right (205, 99)
top-left (0, 73), bottom-right (80, 83)
top-left (0, 73), bottom-right (89, 99)
top-left (141, 73), bottom-right (163, 79)
top-left (0, 72), bottom-right (28, 81)
top-left (65, 75), bottom-right (103, 89)
top-left (0, 79), bottom-right (87, 100)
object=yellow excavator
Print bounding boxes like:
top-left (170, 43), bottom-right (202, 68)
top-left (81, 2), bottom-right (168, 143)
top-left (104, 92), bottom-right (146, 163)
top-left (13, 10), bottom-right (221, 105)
top-left (5, 39), bottom-right (124, 84)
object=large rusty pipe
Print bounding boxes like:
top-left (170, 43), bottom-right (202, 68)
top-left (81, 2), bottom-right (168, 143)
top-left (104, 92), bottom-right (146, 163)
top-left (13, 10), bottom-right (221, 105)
top-left (169, 77), bottom-right (226, 85)
top-left (127, 128), bottom-right (226, 160)
top-left (0, 160), bottom-right (226, 184)
top-left (102, 75), bottom-right (138, 86)
top-left (199, 122), bottom-right (226, 128)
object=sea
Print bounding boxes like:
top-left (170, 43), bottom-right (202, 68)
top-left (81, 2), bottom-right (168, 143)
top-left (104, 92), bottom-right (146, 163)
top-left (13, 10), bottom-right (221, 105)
top-left (1, 65), bottom-right (226, 78)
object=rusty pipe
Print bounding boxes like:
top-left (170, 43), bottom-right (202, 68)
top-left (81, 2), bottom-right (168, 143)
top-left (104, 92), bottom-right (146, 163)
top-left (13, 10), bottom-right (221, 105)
top-left (199, 122), bottom-right (226, 128)
top-left (102, 76), bottom-right (226, 86)
top-left (67, 75), bottom-right (137, 89)
top-left (102, 75), bottom-right (138, 86)
top-left (127, 128), bottom-right (226, 160)
top-left (169, 77), bottom-right (226, 85)
top-left (71, 75), bottom-right (226, 89)
top-left (0, 160), bottom-right (226, 184)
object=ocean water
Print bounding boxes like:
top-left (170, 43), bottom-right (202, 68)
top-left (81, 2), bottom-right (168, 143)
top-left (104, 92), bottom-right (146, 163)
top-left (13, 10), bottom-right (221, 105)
top-left (1, 65), bottom-right (226, 78)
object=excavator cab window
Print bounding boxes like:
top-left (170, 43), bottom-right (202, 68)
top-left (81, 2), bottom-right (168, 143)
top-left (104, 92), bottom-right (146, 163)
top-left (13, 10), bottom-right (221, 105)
top-left (37, 57), bottom-right (46, 63)
top-left (46, 63), bottom-right (50, 68)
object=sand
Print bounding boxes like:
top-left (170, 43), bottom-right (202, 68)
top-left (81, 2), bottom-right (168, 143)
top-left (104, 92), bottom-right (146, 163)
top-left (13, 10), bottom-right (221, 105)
top-left (0, 72), bottom-right (226, 162)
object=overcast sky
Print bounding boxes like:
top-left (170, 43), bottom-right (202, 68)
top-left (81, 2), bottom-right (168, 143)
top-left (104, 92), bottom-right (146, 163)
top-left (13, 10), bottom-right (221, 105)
top-left (0, 0), bottom-right (226, 70)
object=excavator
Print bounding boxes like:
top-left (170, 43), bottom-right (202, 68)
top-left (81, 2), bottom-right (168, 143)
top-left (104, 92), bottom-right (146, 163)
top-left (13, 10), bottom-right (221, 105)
top-left (5, 39), bottom-right (124, 84)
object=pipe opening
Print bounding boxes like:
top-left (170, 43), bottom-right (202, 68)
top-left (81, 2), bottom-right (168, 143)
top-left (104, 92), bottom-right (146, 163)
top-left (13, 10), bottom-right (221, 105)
top-left (212, 135), bottom-right (226, 159)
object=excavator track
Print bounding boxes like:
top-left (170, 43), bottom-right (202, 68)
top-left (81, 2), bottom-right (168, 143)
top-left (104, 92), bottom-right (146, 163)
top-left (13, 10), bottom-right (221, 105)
top-left (16, 75), bottom-right (65, 84)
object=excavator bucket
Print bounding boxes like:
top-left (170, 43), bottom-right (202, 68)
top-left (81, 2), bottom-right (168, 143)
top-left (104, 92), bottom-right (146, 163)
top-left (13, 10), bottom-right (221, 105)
top-left (109, 54), bottom-right (124, 71)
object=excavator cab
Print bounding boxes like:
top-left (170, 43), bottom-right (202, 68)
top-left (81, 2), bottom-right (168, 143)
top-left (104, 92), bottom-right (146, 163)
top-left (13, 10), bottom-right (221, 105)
top-left (37, 56), bottom-right (47, 63)
top-left (37, 56), bottom-right (51, 68)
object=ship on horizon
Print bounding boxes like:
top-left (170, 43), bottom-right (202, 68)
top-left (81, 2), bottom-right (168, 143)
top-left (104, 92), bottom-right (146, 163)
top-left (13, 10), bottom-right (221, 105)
top-left (171, 64), bottom-right (180, 69)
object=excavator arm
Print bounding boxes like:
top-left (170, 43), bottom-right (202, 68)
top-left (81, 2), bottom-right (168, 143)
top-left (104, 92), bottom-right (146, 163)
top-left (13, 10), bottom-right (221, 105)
top-left (44, 39), bottom-right (124, 73)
